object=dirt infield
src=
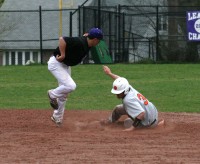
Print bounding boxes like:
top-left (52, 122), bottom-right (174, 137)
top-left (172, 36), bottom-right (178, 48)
top-left (0, 110), bottom-right (200, 164)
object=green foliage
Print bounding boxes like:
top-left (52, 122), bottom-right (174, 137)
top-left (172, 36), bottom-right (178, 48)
top-left (0, 64), bottom-right (200, 113)
top-left (0, 0), bottom-right (4, 7)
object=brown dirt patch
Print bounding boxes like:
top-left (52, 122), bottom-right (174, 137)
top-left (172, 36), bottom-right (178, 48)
top-left (0, 110), bottom-right (200, 163)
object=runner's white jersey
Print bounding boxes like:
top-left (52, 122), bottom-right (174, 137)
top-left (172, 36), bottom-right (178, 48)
top-left (123, 85), bottom-right (158, 126)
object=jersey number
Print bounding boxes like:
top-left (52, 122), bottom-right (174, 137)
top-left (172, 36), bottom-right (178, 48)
top-left (137, 93), bottom-right (149, 105)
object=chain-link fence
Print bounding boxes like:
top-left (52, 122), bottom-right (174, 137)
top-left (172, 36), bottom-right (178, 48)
top-left (159, 6), bottom-right (200, 62)
top-left (80, 5), bottom-right (200, 63)
top-left (0, 7), bottom-right (76, 65)
top-left (1, 5), bottom-right (200, 65)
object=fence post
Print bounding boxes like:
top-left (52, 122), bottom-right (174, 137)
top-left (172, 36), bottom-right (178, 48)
top-left (156, 5), bottom-right (159, 61)
top-left (98, 0), bottom-right (101, 28)
top-left (70, 11), bottom-right (73, 37)
top-left (108, 12), bottom-right (112, 56)
top-left (122, 12), bottom-right (125, 62)
top-left (83, 6), bottom-right (86, 35)
top-left (149, 39), bottom-right (151, 59)
top-left (78, 6), bottom-right (81, 36)
top-left (39, 6), bottom-right (43, 64)
top-left (118, 4), bottom-right (121, 62)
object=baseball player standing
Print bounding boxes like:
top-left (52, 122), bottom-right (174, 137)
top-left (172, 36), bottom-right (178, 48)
top-left (47, 27), bottom-right (103, 126)
top-left (102, 65), bottom-right (164, 131)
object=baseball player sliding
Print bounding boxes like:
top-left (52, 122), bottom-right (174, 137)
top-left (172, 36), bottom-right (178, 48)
top-left (102, 65), bottom-right (164, 131)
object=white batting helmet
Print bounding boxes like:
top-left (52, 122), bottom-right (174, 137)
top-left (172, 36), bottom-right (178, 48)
top-left (111, 77), bottom-right (130, 95)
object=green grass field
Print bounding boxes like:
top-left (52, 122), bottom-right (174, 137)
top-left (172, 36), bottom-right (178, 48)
top-left (0, 64), bottom-right (200, 113)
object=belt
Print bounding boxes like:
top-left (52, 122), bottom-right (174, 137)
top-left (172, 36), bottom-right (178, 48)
top-left (150, 119), bottom-right (156, 126)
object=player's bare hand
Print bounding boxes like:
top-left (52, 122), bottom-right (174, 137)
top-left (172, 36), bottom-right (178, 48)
top-left (123, 126), bottom-right (135, 132)
top-left (103, 65), bottom-right (111, 75)
top-left (83, 33), bottom-right (89, 37)
top-left (56, 54), bottom-right (65, 62)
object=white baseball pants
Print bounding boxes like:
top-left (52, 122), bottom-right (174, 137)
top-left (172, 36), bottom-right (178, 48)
top-left (47, 56), bottom-right (76, 122)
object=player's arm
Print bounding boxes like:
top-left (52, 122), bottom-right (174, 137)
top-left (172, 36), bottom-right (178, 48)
top-left (56, 37), bottom-right (66, 62)
top-left (136, 112), bottom-right (145, 120)
top-left (123, 112), bottom-right (145, 132)
top-left (102, 65), bottom-right (120, 80)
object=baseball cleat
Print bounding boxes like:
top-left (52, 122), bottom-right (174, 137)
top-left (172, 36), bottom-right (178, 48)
top-left (47, 90), bottom-right (58, 109)
top-left (51, 116), bottom-right (62, 127)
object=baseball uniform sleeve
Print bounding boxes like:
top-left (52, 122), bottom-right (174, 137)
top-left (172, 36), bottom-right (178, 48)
top-left (124, 98), bottom-right (145, 119)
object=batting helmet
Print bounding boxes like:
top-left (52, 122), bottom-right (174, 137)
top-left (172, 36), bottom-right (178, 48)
top-left (111, 77), bottom-right (130, 95)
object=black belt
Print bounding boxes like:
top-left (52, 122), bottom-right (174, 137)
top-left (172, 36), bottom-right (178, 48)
top-left (150, 119), bottom-right (156, 126)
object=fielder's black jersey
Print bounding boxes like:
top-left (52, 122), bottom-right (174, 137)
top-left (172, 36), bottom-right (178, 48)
top-left (53, 36), bottom-right (90, 66)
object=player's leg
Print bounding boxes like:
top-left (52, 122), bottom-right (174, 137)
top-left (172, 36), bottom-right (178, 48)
top-left (48, 62), bottom-right (76, 99)
top-left (51, 66), bottom-right (74, 123)
top-left (100, 104), bottom-right (127, 125)
top-left (109, 104), bottom-right (127, 122)
top-left (48, 57), bottom-right (76, 109)
top-left (48, 57), bottom-right (76, 125)
top-left (51, 96), bottom-right (66, 125)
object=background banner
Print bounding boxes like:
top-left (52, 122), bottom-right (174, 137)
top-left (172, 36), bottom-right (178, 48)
top-left (187, 11), bottom-right (200, 41)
